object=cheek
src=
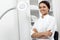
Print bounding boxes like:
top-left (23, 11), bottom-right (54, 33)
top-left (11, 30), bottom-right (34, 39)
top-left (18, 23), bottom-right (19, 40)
top-left (40, 8), bottom-right (47, 13)
top-left (44, 8), bottom-right (49, 12)
top-left (40, 8), bottom-right (49, 15)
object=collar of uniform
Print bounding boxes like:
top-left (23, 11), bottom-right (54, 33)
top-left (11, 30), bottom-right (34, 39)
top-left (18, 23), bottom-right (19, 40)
top-left (40, 14), bottom-right (49, 19)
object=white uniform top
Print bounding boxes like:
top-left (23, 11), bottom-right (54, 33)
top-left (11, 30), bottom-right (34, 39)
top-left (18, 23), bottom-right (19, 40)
top-left (31, 14), bottom-right (57, 40)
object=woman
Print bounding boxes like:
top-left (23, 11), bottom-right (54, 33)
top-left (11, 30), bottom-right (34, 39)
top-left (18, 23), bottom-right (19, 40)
top-left (31, 1), bottom-right (57, 40)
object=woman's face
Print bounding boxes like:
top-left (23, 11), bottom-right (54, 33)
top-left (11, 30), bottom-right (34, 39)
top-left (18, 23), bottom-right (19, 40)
top-left (39, 3), bottom-right (49, 15)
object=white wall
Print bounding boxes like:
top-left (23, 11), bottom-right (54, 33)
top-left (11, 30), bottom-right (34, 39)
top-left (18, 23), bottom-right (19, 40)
top-left (0, 0), bottom-right (19, 40)
top-left (53, 0), bottom-right (60, 40)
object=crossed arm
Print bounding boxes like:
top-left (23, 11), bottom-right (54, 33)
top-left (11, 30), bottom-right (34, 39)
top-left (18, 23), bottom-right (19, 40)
top-left (31, 28), bottom-right (52, 39)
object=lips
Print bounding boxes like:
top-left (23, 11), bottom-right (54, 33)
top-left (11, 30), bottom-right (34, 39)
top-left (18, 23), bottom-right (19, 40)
top-left (41, 10), bottom-right (45, 11)
top-left (41, 10), bottom-right (45, 12)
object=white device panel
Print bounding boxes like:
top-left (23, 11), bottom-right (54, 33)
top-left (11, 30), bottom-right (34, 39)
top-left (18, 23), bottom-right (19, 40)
top-left (17, 0), bottom-right (31, 40)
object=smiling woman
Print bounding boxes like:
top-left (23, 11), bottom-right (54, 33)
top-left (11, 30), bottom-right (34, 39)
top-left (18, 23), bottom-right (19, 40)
top-left (31, 1), bottom-right (57, 40)
top-left (39, 1), bottom-right (50, 18)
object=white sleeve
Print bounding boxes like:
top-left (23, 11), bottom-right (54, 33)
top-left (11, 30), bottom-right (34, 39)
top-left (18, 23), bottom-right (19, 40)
top-left (47, 17), bottom-right (57, 37)
top-left (31, 21), bottom-right (38, 36)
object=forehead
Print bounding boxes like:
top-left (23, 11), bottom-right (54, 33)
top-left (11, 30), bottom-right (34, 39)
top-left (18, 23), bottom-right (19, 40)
top-left (39, 3), bottom-right (47, 7)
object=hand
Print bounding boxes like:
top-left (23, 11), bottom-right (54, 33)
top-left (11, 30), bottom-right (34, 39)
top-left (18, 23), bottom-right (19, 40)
top-left (37, 32), bottom-right (49, 39)
top-left (33, 28), bottom-right (38, 33)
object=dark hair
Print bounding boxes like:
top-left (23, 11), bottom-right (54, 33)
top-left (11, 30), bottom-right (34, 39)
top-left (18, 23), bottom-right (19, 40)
top-left (39, 1), bottom-right (50, 9)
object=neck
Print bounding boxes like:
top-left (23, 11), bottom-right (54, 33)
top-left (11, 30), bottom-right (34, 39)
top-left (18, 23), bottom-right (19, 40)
top-left (42, 13), bottom-right (48, 18)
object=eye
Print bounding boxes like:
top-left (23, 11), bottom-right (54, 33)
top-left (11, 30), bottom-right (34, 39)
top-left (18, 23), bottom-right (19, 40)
top-left (39, 6), bottom-right (46, 9)
top-left (43, 6), bottom-right (46, 8)
top-left (39, 6), bottom-right (41, 9)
